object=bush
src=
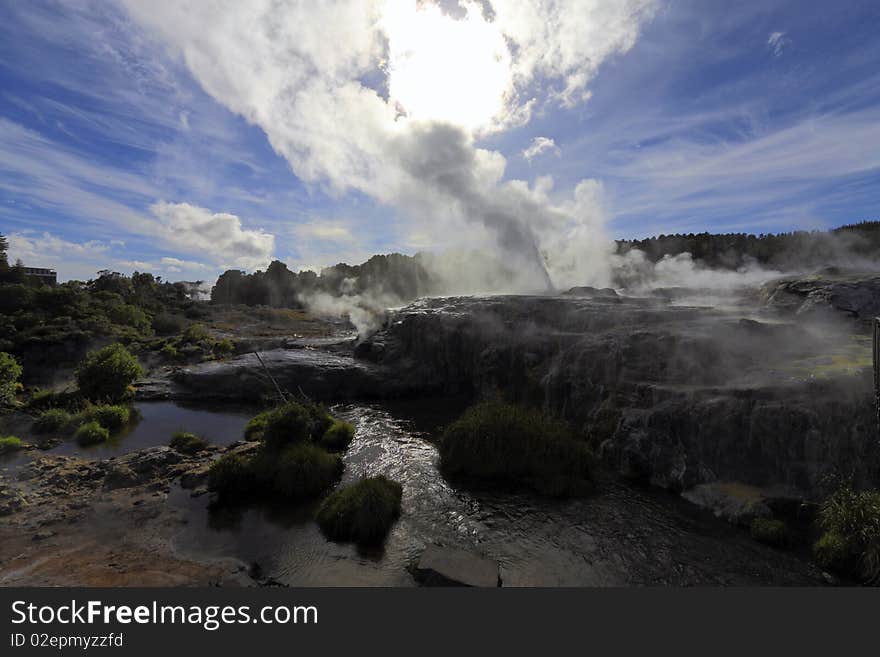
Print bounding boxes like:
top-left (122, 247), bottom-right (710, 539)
top-left (169, 431), bottom-right (208, 454)
top-left (0, 351), bottom-right (22, 405)
top-left (0, 436), bottom-right (23, 454)
top-left (152, 312), bottom-right (187, 336)
top-left (750, 517), bottom-right (790, 547)
top-left (208, 445), bottom-right (342, 502)
top-left (254, 444), bottom-right (343, 499)
top-left (182, 323), bottom-right (210, 343)
top-left (208, 454), bottom-right (254, 498)
top-left (814, 483), bottom-right (880, 583)
top-left (74, 420), bottom-right (110, 446)
top-left (32, 408), bottom-right (76, 434)
top-left (86, 404), bottom-right (131, 433)
top-left (212, 339), bottom-right (235, 359)
top-left (316, 476), bottom-right (402, 545)
top-left (246, 400), bottom-right (332, 450)
top-left (75, 344), bottom-right (143, 403)
top-left (814, 531), bottom-right (848, 571)
top-left (320, 420), bottom-right (355, 452)
top-left (439, 400), bottom-right (594, 497)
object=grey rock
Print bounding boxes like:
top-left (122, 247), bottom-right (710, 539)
top-left (415, 546), bottom-right (501, 587)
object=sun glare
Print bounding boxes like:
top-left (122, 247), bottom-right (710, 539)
top-left (381, 1), bottom-right (513, 132)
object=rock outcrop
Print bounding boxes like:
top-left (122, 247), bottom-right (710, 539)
top-left (415, 545), bottom-right (501, 587)
top-left (358, 292), bottom-right (880, 497)
top-left (761, 272), bottom-right (880, 320)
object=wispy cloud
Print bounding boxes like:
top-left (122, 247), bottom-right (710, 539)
top-left (767, 31), bottom-right (790, 57)
top-left (522, 137), bottom-right (560, 162)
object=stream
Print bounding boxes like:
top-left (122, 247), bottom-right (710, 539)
top-left (168, 401), bottom-right (820, 586)
top-left (2, 399), bottom-right (821, 585)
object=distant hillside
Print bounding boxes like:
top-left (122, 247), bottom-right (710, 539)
top-left (615, 220), bottom-right (880, 270)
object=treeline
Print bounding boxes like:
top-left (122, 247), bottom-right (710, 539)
top-left (615, 220), bottom-right (880, 269)
top-left (211, 253), bottom-right (435, 307)
top-left (0, 233), bottom-right (209, 380)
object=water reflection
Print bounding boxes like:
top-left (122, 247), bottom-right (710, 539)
top-left (171, 402), bottom-right (820, 586)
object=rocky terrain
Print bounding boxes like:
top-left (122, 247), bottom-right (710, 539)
top-left (167, 272), bottom-right (880, 500)
top-left (0, 443), bottom-right (266, 586)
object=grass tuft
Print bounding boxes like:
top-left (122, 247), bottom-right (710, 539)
top-left (316, 476), bottom-right (402, 545)
top-left (319, 419), bottom-right (355, 452)
top-left (169, 431), bottom-right (209, 455)
top-left (439, 400), bottom-right (594, 497)
top-left (0, 435), bottom-right (23, 454)
top-left (74, 420), bottom-right (110, 447)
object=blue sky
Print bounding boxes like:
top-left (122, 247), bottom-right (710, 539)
top-left (1, 0), bottom-right (878, 282)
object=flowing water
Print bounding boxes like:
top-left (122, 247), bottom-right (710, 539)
top-left (170, 401), bottom-right (821, 586)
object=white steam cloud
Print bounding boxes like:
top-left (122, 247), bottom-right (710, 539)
top-left (121, 0), bottom-right (657, 297)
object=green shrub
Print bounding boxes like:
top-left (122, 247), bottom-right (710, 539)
top-left (75, 344), bottom-right (143, 403)
top-left (212, 339), bottom-right (235, 359)
top-left (255, 444), bottom-right (343, 499)
top-left (316, 476), bottom-right (402, 545)
top-left (0, 436), bottom-right (23, 454)
top-left (26, 389), bottom-right (84, 413)
top-left (814, 483), bottom-right (880, 583)
top-left (208, 454), bottom-right (254, 498)
top-left (32, 408), bottom-right (76, 434)
top-left (320, 420), bottom-right (355, 452)
top-left (169, 431), bottom-right (208, 454)
top-left (750, 517), bottom-right (790, 547)
top-left (814, 531), bottom-right (848, 571)
top-left (160, 343), bottom-right (180, 361)
top-left (86, 404), bottom-right (131, 433)
top-left (182, 323), bottom-right (210, 343)
top-left (246, 400), bottom-right (332, 450)
top-left (152, 312), bottom-right (187, 336)
top-left (0, 351), bottom-right (22, 405)
top-left (74, 420), bottom-right (110, 446)
top-left (439, 400), bottom-right (594, 497)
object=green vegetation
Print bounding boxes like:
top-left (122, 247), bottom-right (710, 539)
top-left (319, 419), bottom-right (355, 452)
top-left (86, 404), bottom-right (132, 433)
top-left (32, 408), bottom-right (76, 434)
top-left (0, 268), bottom-right (206, 383)
top-left (814, 483), bottom-right (880, 583)
top-left (209, 401), bottom-right (351, 502)
top-left (207, 454), bottom-right (253, 497)
top-left (244, 400), bottom-right (333, 449)
top-left (439, 400), bottom-right (594, 497)
top-left (316, 476), bottom-right (403, 545)
top-left (74, 420), bottom-right (110, 447)
top-left (75, 344), bottom-right (143, 403)
top-left (0, 351), bottom-right (22, 405)
top-left (32, 403), bottom-right (133, 437)
top-left (0, 435), bottom-right (23, 454)
top-left (153, 322), bottom-right (237, 364)
top-left (255, 444), bottom-right (343, 499)
top-left (169, 431), bottom-right (208, 454)
top-left (750, 517), bottom-right (790, 547)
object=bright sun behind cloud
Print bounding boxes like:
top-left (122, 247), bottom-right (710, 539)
top-left (381, 1), bottom-right (513, 132)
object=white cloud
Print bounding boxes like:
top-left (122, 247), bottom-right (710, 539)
top-left (292, 221), bottom-right (356, 243)
top-left (149, 201), bottom-right (275, 270)
top-left (7, 231), bottom-right (113, 280)
top-left (522, 137), bottom-right (560, 161)
top-left (767, 31), bottom-right (790, 57)
top-left (120, 0), bottom-right (656, 290)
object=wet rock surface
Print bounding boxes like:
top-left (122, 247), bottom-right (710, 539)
top-left (415, 545), bottom-right (501, 587)
top-left (359, 290), bottom-right (880, 497)
top-left (761, 272), bottom-right (880, 320)
top-left (0, 444), bottom-right (253, 586)
top-left (164, 348), bottom-right (405, 402)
